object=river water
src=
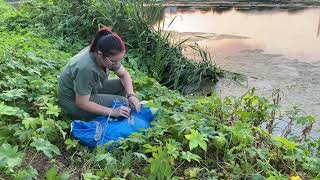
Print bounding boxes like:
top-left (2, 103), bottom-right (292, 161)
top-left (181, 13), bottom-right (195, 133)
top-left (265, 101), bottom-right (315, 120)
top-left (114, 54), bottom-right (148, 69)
top-left (161, 6), bottom-right (320, 135)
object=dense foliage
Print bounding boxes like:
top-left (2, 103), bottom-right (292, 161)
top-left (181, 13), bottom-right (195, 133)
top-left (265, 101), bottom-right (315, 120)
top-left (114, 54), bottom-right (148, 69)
top-left (14, 0), bottom-right (222, 94)
top-left (0, 0), bottom-right (319, 179)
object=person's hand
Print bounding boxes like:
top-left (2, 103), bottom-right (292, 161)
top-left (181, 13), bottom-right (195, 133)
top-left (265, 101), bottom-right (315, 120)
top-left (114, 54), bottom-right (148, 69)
top-left (128, 96), bottom-right (141, 112)
top-left (111, 106), bottom-right (130, 118)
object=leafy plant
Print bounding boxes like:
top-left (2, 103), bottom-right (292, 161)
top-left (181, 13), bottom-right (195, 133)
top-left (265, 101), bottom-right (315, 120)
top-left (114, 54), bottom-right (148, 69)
top-left (0, 143), bottom-right (24, 171)
top-left (30, 137), bottom-right (61, 158)
top-left (46, 166), bottom-right (70, 180)
top-left (185, 129), bottom-right (208, 151)
top-left (181, 151), bottom-right (201, 162)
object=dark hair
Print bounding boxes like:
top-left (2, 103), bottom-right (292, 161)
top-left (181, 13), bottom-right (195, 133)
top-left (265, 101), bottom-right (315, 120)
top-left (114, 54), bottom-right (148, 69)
top-left (89, 27), bottom-right (125, 56)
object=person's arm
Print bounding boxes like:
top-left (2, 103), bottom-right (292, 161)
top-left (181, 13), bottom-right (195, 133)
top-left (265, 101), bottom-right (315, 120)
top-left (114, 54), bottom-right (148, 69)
top-left (75, 94), bottom-right (130, 117)
top-left (73, 68), bottom-right (129, 117)
top-left (114, 66), bottom-right (141, 112)
top-left (114, 66), bottom-right (134, 95)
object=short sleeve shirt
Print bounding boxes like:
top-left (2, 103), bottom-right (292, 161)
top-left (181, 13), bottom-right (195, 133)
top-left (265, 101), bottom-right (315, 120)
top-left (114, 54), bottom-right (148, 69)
top-left (58, 46), bottom-right (122, 102)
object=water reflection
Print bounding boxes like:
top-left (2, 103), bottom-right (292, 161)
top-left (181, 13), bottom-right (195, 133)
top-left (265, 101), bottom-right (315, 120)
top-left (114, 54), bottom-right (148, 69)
top-left (161, 7), bottom-right (320, 62)
top-left (317, 16), bottom-right (320, 37)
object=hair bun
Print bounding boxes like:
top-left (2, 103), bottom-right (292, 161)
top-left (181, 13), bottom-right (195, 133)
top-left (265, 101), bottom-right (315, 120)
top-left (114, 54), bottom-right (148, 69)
top-left (90, 27), bottom-right (125, 53)
top-left (100, 27), bottom-right (113, 34)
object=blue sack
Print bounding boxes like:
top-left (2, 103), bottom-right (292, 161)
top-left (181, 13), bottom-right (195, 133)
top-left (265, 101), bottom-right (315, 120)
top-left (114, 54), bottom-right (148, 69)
top-left (71, 99), bottom-right (159, 149)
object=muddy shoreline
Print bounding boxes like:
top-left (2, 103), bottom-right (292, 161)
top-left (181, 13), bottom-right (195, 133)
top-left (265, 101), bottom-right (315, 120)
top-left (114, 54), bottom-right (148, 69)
top-left (174, 32), bottom-right (320, 133)
top-left (165, 1), bottom-right (320, 8)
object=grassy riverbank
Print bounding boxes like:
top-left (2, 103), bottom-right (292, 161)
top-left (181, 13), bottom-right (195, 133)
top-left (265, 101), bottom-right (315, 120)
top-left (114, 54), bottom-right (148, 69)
top-left (0, 0), bottom-right (319, 179)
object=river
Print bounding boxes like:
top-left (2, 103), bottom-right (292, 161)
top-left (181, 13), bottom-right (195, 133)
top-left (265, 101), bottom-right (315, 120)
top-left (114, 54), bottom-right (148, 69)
top-left (161, 6), bottom-right (320, 136)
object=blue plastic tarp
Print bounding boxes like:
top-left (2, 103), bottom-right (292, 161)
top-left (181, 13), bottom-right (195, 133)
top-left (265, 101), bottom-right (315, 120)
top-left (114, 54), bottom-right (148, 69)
top-left (71, 99), bottom-right (159, 149)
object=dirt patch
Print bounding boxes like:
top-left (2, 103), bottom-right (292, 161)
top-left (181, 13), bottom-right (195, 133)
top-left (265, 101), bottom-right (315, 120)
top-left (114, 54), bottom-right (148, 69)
top-left (21, 147), bottom-right (82, 179)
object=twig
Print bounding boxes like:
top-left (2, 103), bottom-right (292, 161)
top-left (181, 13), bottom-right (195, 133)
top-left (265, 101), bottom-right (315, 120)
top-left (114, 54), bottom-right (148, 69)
top-left (27, 151), bottom-right (38, 167)
top-left (170, 160), bottom-right (185, 177)
top-left (267, 89), bottom-right (281, 134)
top-left (314, 172), bottom-right (320, 180)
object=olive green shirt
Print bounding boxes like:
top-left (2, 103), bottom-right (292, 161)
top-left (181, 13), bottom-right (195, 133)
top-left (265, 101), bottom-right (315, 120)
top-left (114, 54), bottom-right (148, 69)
top-left (58, 46), bottom-right (122, 102)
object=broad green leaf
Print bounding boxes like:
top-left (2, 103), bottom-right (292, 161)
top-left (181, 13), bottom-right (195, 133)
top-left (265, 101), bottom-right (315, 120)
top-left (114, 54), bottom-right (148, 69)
top-left (44, 103), bottom-right (61, 117)
top-left (47, 166), bottom-right (58, 180)
top-left (82, 172), bottom-right (101, 180)
top-left (143, 144), bottom-right (160, 153)
top-left (266, 176), bottom-right (280, 180)
top-left (230, 121), bottom-right (253, 145)
top-left (94, 152), bottom-right (117, 166)
top-left (46, 166), bottom-right (71, 180)
top-left (184, 167), bottom-right (202, 178)
top-left (14, 166), bottom-right (38, 180)
top-left (133, 152), bottom-right (148, 161)
top-left (181, 151), bottom-right (201, 162)
top-left (30, 138), bottom-right (61, 158)
top-left (185, 129), bottom-right (208, 151)
top-left (0, 101), bottom-right (25, 117)
top-left (273, 136), bottom-right (298, 150)
top-left (149, 150), bottom-right (172, 180)
top-left (212, 134), bottom-right (227, 150)
top-left (0, 88), bottom-right (26, 101)
top-left (251, 173), bottom-right (265, 180)
top-left (64, 139), bottom-right (79, 150)
top-left (14, 128), bottom-right (32, 142)
top-left (0, 143), bottom-right (24, 169)
top-left (22, 117), bottom-right (41, 129)
top-left (55, 123), bottom-right (66, 139)
top-left (165, 140), bottom-right (181, 159)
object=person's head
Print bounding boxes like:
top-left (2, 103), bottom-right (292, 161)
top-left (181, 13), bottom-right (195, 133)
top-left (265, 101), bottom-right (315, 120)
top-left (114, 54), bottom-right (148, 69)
top-left (90, 27), bottom-right (126, 68)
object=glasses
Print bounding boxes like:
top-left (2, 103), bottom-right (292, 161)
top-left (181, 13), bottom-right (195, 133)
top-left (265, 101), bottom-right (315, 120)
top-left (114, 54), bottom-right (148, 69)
top-left (104, 56), bottom-right (118, 66)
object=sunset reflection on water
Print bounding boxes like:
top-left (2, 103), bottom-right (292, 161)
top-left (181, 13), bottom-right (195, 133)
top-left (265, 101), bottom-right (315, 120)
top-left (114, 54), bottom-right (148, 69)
top-left (161, 7), bottom-right (320, 62)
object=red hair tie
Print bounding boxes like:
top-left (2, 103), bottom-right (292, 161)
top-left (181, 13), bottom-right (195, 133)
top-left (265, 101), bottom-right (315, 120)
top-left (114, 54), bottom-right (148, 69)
top-left (100, 27), bottom-right (112, 33)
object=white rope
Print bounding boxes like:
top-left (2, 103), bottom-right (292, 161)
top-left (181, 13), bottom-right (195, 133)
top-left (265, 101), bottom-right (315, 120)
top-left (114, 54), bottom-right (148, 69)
top-left (99, 98), bottom-right (121, 146)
